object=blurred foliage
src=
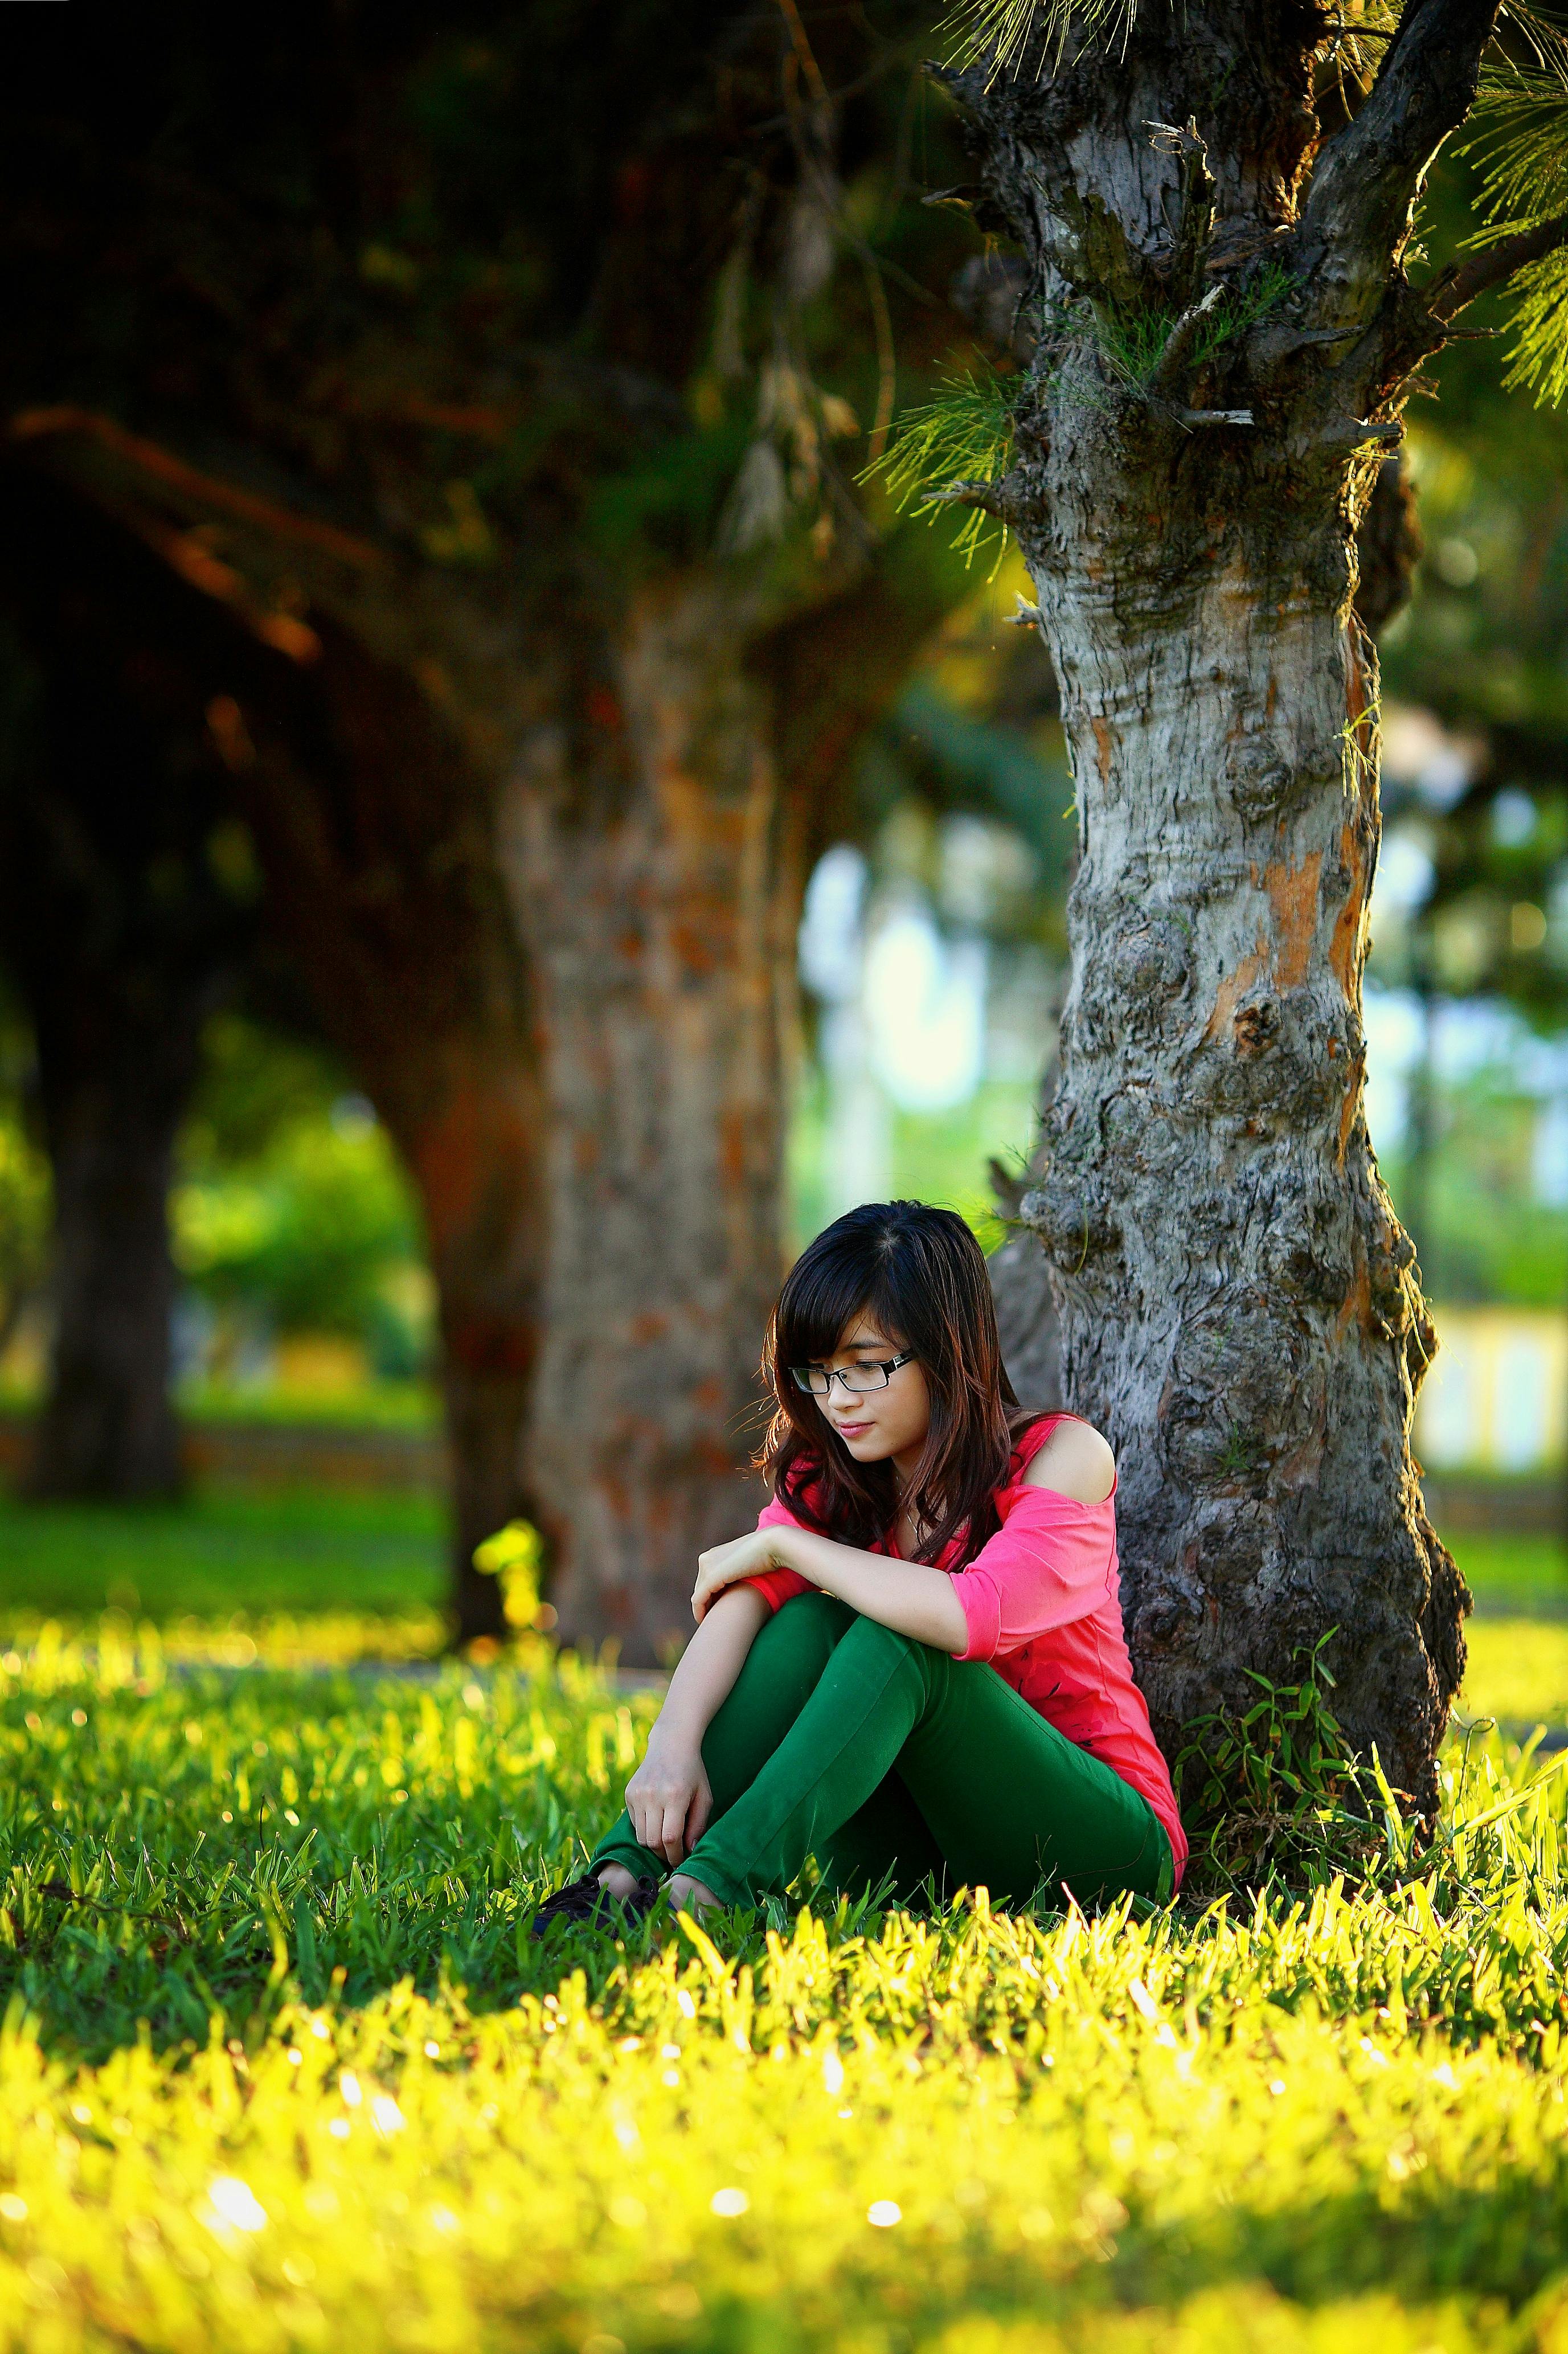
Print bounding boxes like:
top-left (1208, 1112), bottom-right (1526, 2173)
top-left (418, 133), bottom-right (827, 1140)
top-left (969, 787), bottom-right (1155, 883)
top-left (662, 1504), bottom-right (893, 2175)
top-left (173, 1123), bottom-right (417, 1340)
top-left (179, 1014), bottom-right (347, 1173)
top-left (0, 7), bottom-right (981, 598)
top-left (1382, 1068), bottom-right (1568, 1303)
top-left (0, 1112), bottom-right (46, 1358)
top-left (173, 1015), bottom-right (430, 1372)
top-left (789, 558), bottom-right (1072, 1247)
top-left (1349, 154), bottom-right (1568, 1305)
top-left (789, 1067), bottom-right (1038, 1254)
top-left (171, 1382), bottom-right (439, 1431)
top-left (1377, 151), bottom-right (1568, 1026)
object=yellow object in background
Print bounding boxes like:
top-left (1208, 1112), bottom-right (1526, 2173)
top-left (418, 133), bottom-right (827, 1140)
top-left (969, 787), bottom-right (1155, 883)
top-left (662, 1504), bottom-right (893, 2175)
top-left (272, 1334), bottom-right (371, 1393)
top-left (472, 1517), bottom-right (556, 1631)
top-left (1416, 1307), bottom-right (1567, 1470)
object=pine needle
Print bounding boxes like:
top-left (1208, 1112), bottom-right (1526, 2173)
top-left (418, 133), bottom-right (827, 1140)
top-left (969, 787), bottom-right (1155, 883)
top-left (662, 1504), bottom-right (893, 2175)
top-left (1454, 6), bottom-right (1568, 402)
top-left (1094, 263), bottom-right (1296, 391)
top-left (859, 368), bottom-right (1020, 567)
top-left (939, 0), bottom-right (1139, 80)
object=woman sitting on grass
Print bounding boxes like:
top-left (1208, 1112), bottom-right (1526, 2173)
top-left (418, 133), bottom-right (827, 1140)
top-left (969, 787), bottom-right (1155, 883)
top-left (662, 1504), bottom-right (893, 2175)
top-left (534, 1199), bottom-right (1185, 1931)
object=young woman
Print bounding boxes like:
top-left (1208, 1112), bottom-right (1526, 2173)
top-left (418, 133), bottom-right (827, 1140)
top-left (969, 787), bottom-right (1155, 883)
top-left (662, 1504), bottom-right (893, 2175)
top-left (534, 1199), bottom-right (1184, 1931)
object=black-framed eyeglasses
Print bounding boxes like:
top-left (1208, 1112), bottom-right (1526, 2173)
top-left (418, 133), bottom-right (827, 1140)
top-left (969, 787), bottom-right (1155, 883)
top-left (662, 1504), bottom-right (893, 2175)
top-left (789, 1351), bottom-right (917, 1398)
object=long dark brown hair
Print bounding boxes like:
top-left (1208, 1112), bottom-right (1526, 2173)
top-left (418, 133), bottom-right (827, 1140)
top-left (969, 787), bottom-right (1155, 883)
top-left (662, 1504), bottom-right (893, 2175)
top-left (759, 1199), bottom-right (1040, 1569)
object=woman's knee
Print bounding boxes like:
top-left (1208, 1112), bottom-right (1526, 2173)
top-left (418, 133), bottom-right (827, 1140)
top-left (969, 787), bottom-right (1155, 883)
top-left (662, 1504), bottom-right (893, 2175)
top-left (836, 1611), bottom-right (932, 1675)
top-left (751, 1589), bottom-right (854, 1677)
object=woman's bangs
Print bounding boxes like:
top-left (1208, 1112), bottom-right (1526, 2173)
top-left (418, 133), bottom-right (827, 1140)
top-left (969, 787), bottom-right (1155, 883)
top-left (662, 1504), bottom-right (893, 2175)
top-left (778, 1256), bottom-right (886, 1370)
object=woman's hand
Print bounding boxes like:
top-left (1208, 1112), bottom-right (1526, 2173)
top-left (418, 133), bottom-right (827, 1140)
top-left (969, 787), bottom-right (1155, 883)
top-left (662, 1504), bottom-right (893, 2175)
top-left (624, 1733), bottom-right (714, 1869)
top-left (691, 1526), bottom-right (796, 1622)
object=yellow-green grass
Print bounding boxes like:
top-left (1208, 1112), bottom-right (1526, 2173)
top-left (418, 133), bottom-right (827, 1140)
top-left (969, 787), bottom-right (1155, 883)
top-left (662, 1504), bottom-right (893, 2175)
top-left (1463, 1619), bottom-right (1568, 1731)
top-left (3, 1623), bottom-right (1568, 2347)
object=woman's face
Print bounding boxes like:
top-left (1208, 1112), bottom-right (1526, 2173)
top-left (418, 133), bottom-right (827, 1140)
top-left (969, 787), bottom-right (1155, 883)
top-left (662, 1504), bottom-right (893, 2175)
top-left (808, 1316), bottom-right (931, 1470)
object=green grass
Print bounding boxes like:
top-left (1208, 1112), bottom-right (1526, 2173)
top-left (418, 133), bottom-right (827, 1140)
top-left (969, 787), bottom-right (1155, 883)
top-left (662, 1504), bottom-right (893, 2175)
top-left (1, 1506), bottom-right (1567, 2342)
top-left (175, 1380), bottom-right (441, 1431)
top-left (1, 1618), bottom-right (1568, 2348)
top-left (0, 1379), bottom-right (441, 1431)
top-left (0, 1488), bottom-right (445, 1625)
top-left (1449, 1532), bottom-right (1568, 1616)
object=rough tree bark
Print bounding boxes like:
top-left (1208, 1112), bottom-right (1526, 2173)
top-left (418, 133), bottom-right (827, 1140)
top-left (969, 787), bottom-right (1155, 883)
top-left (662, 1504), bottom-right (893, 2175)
top-left (952, 0), bottom-right (1523, 1812)
top-left (503, 585), bottom-right (791, 1656)
top-left (988, 455), bottom-right (1420, 1415)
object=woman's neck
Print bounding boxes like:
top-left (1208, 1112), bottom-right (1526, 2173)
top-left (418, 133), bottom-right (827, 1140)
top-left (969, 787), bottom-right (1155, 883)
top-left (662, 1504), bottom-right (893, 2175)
top-left (890, 1441), bottom-right (932, 1556)
top-left (891, 1438), bottom-right (926, 1492)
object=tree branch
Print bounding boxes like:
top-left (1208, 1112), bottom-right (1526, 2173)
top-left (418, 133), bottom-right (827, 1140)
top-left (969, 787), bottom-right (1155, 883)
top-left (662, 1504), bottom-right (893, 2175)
top-left (1168, 406), bottom-right (1256, 428)
top-left (1429, 208), bottom-right (1568, 319)
top-left (1300, 0), bottom-right (1502, 304)
top-left (8, 406), bottom-right (388, 569)
top-left (925, 476), bottom-right (1012, 518)
top-left (101, 501), bottom-right (324, 664)
top-left (1299, 415), bottom-right (1406, 451)
top-left (1145, 283), bottom-right (1226, 401)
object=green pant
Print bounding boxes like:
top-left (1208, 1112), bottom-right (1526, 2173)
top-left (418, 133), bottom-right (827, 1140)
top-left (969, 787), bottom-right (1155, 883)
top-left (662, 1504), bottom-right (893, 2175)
top-left (591, 1592), bottom-right (1173, 1912)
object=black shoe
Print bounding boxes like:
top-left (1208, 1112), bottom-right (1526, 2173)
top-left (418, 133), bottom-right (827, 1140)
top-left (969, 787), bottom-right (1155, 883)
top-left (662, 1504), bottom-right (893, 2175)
top-left (531, 1873), bottom-right (660, 1938)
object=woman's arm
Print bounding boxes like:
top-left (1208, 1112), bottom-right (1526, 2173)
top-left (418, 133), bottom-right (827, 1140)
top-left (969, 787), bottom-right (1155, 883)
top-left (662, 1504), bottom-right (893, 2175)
top-left (623, 1583), bottom-right (769, 1866)
top-left (693, 1525), bottom-right (968, 1653)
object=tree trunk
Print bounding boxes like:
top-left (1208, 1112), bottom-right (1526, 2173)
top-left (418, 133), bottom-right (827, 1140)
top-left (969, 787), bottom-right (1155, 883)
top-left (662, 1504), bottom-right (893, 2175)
top-left (222, 613), bottom-right (550, 1646)
top-left (240, 581), bottom-right (834, 1661)
top-left (957, 13), bottom-right (1470, 1816)
top-left (0, 552), bottom-right (250, 1500)
top-left (26, 1008), bottom-right (194, 1497)
top-left (510, 547), bottom-right (974, 1661)
top-left (231, 536), bottom-right (968, 1663)
top-left (502, 584), bottom-right (790, 1659)
top-left (4, 447), bottom-right (963, 1650)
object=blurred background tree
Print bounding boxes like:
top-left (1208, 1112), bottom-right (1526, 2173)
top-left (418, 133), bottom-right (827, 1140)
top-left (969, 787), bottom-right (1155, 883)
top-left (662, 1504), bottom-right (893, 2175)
top-left (0, 0), bottom-right (987, 1646)
top-left (0, 589), bottom-right (260, 1499)
top-left (0, 984), bottom-right (48, 1369)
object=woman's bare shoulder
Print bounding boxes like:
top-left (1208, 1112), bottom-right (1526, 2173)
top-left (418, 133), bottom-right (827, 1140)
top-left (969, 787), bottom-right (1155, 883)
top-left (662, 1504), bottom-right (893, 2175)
top-left (1020, 1415), bottom-right (1116, 1505)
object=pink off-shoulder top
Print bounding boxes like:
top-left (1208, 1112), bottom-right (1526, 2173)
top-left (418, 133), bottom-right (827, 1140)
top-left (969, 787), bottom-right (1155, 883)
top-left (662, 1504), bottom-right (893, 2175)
top-left (742, 1413), bottom-right (1186, 1885)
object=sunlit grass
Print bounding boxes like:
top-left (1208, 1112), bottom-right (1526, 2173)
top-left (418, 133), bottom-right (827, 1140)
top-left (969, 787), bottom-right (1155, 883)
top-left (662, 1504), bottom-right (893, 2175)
top-left (1463, 1616), bottom-right (1568, 1729)
top-left (1, 1615), bottom-right (1568, 2347)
